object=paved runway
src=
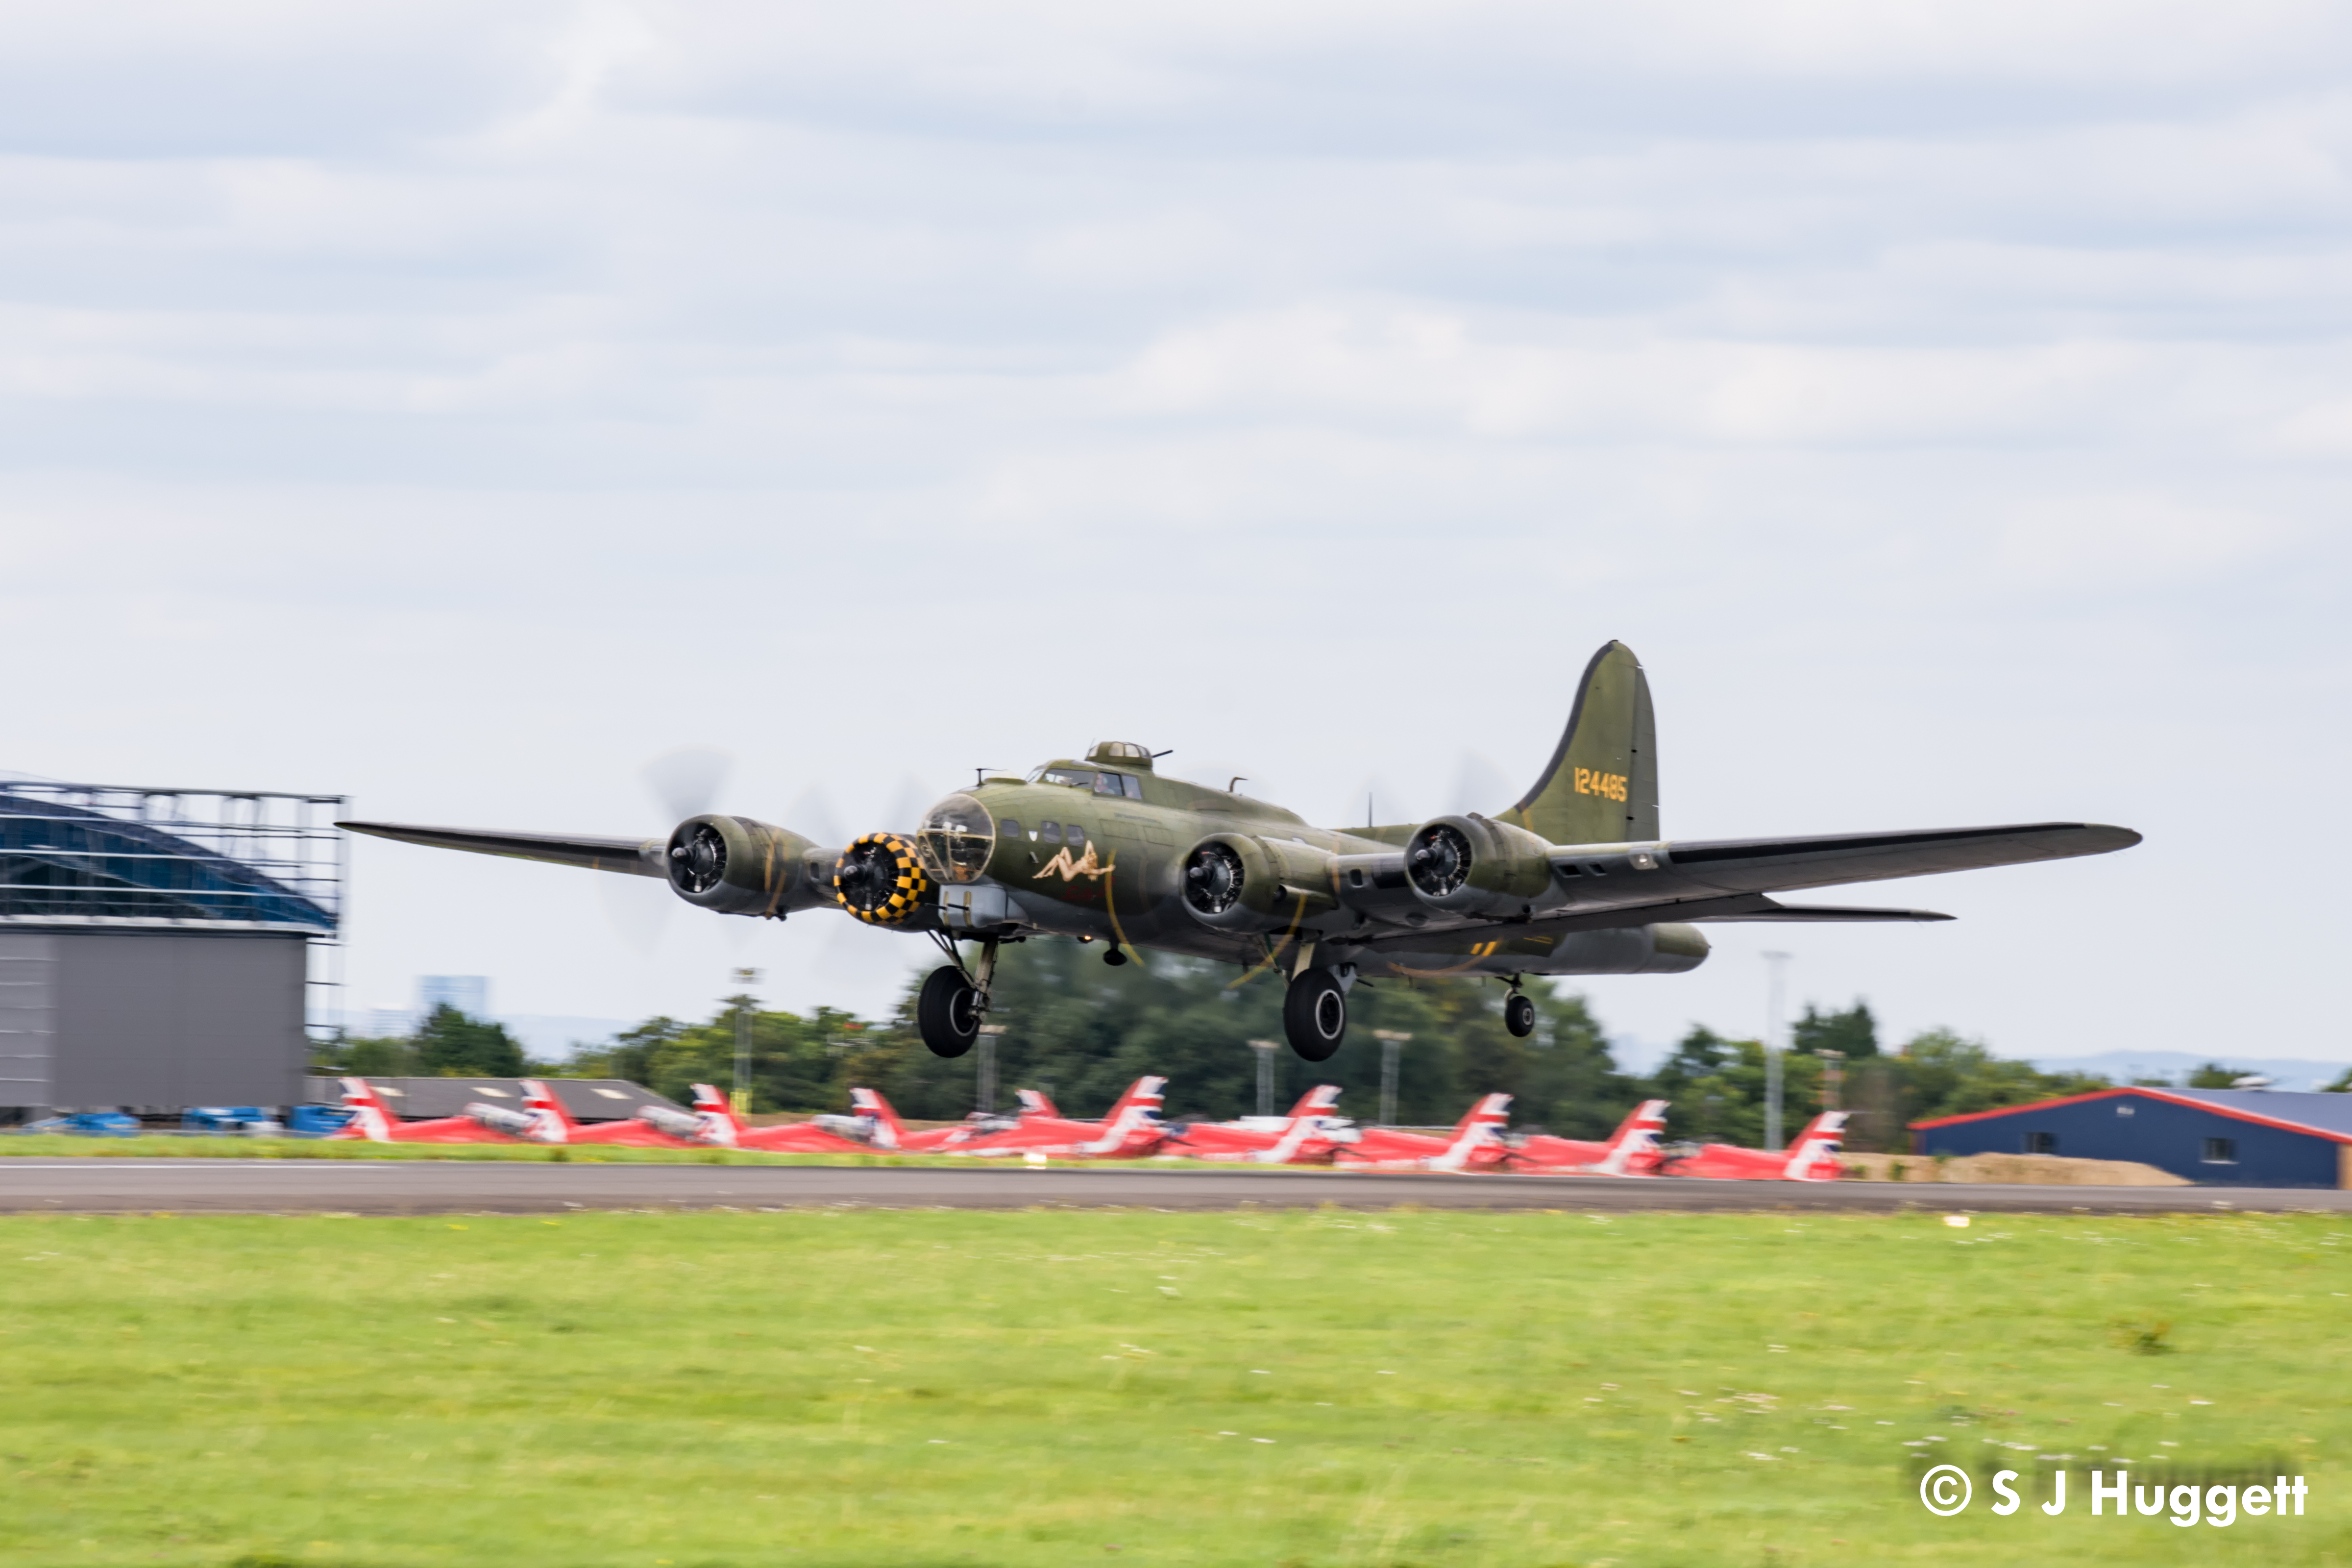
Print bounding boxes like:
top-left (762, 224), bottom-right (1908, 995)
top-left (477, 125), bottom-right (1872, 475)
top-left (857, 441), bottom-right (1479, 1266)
top-left (1, 1159), bottom-right (2345, 1215)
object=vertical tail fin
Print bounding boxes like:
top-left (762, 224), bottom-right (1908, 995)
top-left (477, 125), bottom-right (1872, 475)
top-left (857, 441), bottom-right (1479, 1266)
top-left (1431, 1093), bottom-right (1513, 1171)
top-left (1258, 1084), bottom-right (1344, 1163)
top-left (1495, 640), bottom-right (1658, 846)
top-left (1592, 1099), bottom-right (1669, 1176)
top-left (339, 1077), bottom-right (397, 1143)
top-left (519, 1079), bottom-right (579, 1144)
top-left (1104, 1077), bottom-right (1165, 1129)
top-left (849, 1087), bottom-right (908, 1151)
top-left (1782, 1111), bottom-right (1850, 1181)
top-left (1282, 1084), bottom-right (1342, 1119)
top-left (1014, 1088), bottom-right (1060, 1119)
top-left (690, 1083), bottom-right (746, 1147)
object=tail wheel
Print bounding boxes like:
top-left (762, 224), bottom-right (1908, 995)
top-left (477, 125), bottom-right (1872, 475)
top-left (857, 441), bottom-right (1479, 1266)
top-left (834, 832), bottom-right (931, 925)
top-left (1282, 969), bottom-right (1348, 1062)
top-left (917, 965), bottom-right (982, 1058)
top-left (1504, 992), bottom-right (1536, 1038)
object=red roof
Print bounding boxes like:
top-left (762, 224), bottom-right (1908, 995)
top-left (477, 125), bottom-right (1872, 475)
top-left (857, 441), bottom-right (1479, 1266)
top-left (1909, 1086), bottom-right (2352, 1144)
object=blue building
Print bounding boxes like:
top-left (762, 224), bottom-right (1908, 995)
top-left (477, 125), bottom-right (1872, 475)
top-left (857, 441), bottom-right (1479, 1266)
top-left (1912, 1088), bottom-right (2352, 1188)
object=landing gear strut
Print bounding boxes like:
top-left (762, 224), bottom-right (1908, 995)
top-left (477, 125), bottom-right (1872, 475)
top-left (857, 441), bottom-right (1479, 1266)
top-left (1283, 968), bottom-right (1348, 1061)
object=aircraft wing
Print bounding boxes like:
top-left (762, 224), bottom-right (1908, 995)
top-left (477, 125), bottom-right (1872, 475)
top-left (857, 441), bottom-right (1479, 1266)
top-left (338, 820), bottom-right (665, 878)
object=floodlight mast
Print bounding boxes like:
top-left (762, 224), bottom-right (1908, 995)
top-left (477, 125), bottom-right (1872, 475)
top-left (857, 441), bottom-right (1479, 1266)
top-left (1763, 951), bottom-right (1790, 1152)
top-left (730, 967), bottom-right (762, 1115)
top-left (1246, 1039), bottom-right (1280, 1118)
top-left (1372, 1030), bottom-right (1414, 1127)
top-left (976, 1023), bottom-right (1007, 1116)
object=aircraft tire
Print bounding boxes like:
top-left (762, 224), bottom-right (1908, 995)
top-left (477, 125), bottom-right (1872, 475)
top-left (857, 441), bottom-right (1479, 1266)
top-left (917, 965), bottom-right (982, 1058)
top-left (1283, 969), bottom-right (1348, 1062)
top-left (1504, 992), bottom-right (1536, 1038)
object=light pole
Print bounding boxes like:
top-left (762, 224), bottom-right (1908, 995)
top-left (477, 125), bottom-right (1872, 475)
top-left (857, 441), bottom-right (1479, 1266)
top-left (1246, 1039), bottom-right (1280, 1118)
top-left (730, 967), bottom-right (762, 1116)
top-left (975, 1023), bottom-right (1006, 1116)
top-left (1818, 1048), bottom-right (1844, 1112)
top-left (1372, 1029), bottom-right (1414, 1127)
top-left (1762, 951), bottom-right (1789, 1152)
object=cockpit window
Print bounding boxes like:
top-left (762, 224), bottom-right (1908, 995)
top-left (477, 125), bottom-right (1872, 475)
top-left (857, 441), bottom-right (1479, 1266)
top-left (915, 793), bottom-right (995, 885)
top-left (1040, 768), bottom-right (1094, 789)
top-left (1093, 772), bottom-right (1126, 796)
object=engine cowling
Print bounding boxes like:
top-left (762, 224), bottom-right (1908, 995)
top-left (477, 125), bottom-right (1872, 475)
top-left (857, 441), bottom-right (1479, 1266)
top-left (1180, 832), bottom-right (1337, 932)
top-left (1403, 813), bottom-right (1555, 917)
top-left (833, 831), bottom-right (932, 926)
top-left (665, 814), bottom-right (826, 916)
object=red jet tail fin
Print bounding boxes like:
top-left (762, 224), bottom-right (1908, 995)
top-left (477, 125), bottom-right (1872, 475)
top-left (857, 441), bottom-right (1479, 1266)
top-left (338, 1077), bottom-right (398, 1142)
top-left (689, 1083), bottom-right (748, 1146)
top-left (1782, 1111), bottom-right (1850, 1181)
top-left (1431, 1093), bottom-right (1513, 1171)
top-left (1014, 1088), bottom-right (1060, 1119)
top-left (1592, 1099), bottom-right (1669, 1176)
top-left (1103, 1077), bottom-right (1165, 1128)
top-left (519, 1079), bottom-right (579, 1144)
top-left (1282, 1084), bottom-right (1343, 1119)
top-left (849, 1087), bottom-right (909, 1151)
top-left (1259, 1084), bottom-right (1345, 1163)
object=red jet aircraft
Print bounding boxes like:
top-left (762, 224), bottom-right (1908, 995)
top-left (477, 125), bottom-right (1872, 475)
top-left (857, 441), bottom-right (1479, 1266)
top-left (679, 1083), bottom-right (873, 1153)
top-left (1510, 1100), bottom-right (1670, 1176)
top-left (509, 1079), bottom-right (698, 1147)
top-left (948, 1077), bottom-right (1172, 1159)
top-left (1168, 1085), bottom-right (1352, 1164)
top-left (329, 1077), bottom-right (522, 1145)
top-left (845, 1087), bottom-right (1011, 1152)
top-left (1333, 1093), bottom-right (1514, 1173)
top-left (1663, 1111), bottom-right (1850, 1182)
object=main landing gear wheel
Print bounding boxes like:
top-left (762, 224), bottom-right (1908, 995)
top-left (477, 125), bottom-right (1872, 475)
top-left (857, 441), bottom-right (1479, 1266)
top-left (1504, 992), bottom-right (1537, 1038)
top-left (1283, 969), bottom-right (1348, 1062)
top-left (917, 965), bottom-right (983, 1058)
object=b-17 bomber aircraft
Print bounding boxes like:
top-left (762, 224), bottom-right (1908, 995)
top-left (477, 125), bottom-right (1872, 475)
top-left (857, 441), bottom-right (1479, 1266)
top-left (340, 641), bottom-right (2140, 1063)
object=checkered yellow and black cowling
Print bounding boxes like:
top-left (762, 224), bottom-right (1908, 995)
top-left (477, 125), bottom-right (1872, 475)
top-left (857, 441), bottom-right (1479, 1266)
top-left (833, 831), bottom-right (931, 925)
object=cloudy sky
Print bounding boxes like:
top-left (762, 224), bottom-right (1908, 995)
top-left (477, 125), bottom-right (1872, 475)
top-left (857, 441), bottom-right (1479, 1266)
top-left (6, 1), bottom-right (2347, 1067)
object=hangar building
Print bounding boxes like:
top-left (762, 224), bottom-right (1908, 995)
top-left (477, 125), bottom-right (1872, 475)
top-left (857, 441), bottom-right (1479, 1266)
top-left (0, 779), bottom-right (344, 1114)
top-left (1911, 1087), bottom-right (2352, 1188)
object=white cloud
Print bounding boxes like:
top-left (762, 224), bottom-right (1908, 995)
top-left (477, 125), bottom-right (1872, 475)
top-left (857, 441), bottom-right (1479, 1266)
top-left (0, 0), bottom-right (2343, 1068)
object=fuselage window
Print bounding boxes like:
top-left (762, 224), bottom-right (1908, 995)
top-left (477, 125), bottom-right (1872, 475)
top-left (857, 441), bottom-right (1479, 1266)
top-left (999, 818), bottom-right (1022, 841)
top-left (1093, 772), bottom-right (1127, 796)
top-left (1066, 823), bottom-right (1086, 846)
top-left (1040, 821), bottom-right (1062, 843)
top-left (1041, 768), bottom-right (1095, 789)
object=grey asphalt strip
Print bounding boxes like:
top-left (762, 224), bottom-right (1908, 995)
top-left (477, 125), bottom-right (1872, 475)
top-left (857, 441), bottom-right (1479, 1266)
top-left (0, 1160), bottom-right (2345, 1215)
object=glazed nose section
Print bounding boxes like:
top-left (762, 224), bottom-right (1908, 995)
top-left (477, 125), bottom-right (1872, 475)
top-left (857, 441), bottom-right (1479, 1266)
top-left (916, 793), bottom-right (996, 884)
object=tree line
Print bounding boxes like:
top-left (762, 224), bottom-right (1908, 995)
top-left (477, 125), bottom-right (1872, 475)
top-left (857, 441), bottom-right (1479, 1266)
top-left (314, 940), bottom-right (2257, 1152)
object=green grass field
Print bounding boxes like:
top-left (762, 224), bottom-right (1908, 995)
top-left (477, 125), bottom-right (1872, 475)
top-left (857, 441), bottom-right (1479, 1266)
top-left (1, 1208), bottom-right (2345, 1568)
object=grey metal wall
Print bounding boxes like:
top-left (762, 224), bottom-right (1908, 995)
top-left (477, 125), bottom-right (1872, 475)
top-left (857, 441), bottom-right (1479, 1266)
top-left (0, 930), bottom-right (309, 1109)
top-left (0, 934), bottom-right (54, 1106)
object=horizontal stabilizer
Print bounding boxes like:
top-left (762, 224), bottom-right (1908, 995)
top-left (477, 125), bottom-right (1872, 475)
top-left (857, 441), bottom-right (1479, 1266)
top-left (1654, 822), bottom-right (2138, 891)
top-left (338, 821), bottom-right (663, 877)
top-left (1688, 901), bottom-right (1952, 923)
